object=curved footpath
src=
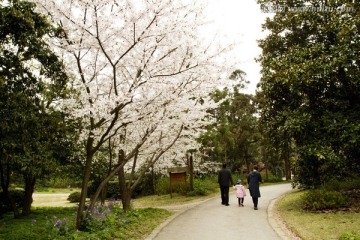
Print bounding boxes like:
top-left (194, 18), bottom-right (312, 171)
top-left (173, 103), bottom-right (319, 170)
top-left (146, 184), bottom-right (300, 240)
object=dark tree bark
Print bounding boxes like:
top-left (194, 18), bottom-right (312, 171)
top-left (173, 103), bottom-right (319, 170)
top-left (22, 175), bottom-right (35, 216)
top-left (118, 150), bottom-right (132, 212)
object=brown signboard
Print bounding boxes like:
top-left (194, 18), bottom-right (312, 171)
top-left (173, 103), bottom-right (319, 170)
top-left (168, 167), bottom-right (188, 198)
top-left (170, 172), bottom-right (186, 184)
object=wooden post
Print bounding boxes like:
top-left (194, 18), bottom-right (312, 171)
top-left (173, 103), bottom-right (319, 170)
top-left (169, 172), bottom-right (173, 198)
top-left (189, 156), bottom-right (194, 191)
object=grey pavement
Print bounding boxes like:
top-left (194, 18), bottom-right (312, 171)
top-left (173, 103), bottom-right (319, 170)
top-left (146, 183), bottom-right (295, 240)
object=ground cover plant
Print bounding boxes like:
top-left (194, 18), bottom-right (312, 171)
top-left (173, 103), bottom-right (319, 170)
top-left (0, 203), bottom-right (171, 240)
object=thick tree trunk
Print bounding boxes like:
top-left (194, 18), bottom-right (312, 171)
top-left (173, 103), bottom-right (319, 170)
top-left (22, 175), bottom-right (35, 216)
top-left (121, 188), bottom-right (132, 212)
top-left (0, 155), bottom-right (20, 218)
top-left (118, 158), bottom-right (132, 212)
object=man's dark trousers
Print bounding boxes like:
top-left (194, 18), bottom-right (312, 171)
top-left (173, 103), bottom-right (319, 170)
top-left (220, 185), bottom-right (230, 205)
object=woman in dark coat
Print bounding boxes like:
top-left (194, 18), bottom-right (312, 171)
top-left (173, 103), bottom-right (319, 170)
top-left (247, 165), bottom-right (262, 210)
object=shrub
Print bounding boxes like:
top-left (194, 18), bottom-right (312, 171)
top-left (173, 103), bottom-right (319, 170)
top-left (67, 192), bottom-right (81, 203)
top-left (193, 177), bottom-right (218, 195)
top-left (136, 172), bottom-right (161, 196)
top-left (88, 180), bottom-right (144, 200)
top-left (155, 176), bottom-right (171, 195)
top-left (323, 178), bottom-right (360, 192)
top-left (105, 182), bottom-right (122, 199)
top-left (0, 190), bottom-right (25, 216)
top-left (155, 175), bottom-right (220, 196)
top-left (87, 181), bottom-right (122, 199)
top-left (302, 189), bottom-right (349, 211)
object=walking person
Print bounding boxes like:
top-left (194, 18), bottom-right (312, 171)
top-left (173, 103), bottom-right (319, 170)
top-left (233, 179), bottom-right (246, 207)
top-left (247, 165), bottom-right (262, 210)
top-left (218, 163), bottom-right (234, 206)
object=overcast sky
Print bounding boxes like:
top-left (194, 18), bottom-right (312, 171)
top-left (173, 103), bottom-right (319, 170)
top-left (204, 0), bottom-right (268, 94)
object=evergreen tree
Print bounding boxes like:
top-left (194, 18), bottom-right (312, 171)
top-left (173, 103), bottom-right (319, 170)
top-left (0, 0), bottom-right (70, 217)
top-left (257, 0), bottom-right (360, 187)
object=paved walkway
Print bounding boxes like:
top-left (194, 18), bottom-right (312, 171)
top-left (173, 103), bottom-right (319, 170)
top-left (146, 184), bottom-right (296, 240)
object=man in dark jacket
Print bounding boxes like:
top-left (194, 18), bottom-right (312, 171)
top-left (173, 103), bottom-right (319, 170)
top-left (218, 163), bottom-right (234, 206)
top-left (247, 165), bottom-right (262, 210)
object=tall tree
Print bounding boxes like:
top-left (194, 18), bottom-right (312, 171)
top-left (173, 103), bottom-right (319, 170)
top-left (33, 0), bottom-right (233, 228)
top-left (257, 0), bottom-right (360, 187)
top-left (199, 71), bottom-right (260, 172)
top-left (0, 0), bottom-right (70, 216)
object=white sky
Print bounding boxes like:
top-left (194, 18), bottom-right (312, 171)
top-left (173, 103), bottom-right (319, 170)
top-left (203, 0), bottom-right (269, 94)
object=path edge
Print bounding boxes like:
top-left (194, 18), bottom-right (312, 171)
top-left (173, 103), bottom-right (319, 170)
top-left (267, 192), bottom-right (301, 240)
top-left (144, 196), bottom-right (217, 240)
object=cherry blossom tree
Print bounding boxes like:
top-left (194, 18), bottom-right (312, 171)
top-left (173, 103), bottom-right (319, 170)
top-left (32, 0), bottom-right (234, 228)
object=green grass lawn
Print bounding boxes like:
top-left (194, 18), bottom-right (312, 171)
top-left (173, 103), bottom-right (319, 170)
top-left (3, 183), bottom-right (359, 239)
top-left (1, 190), bottom-right (218, 240)
top-left (0, 206), bottom-right (172, 240)
top-left (276, 190), bottom-right (360, 240)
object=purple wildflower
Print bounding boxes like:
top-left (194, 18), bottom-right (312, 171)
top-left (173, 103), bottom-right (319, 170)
top-left (54, 219), bottom-right (62, 227)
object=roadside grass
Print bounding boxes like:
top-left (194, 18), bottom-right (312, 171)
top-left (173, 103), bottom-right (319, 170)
top-left (4, 180), bottom-right (358, 240)
top-left (276, 190), bottom-right (360, 240)
top-left (3, 189), bottom-right (218, 239)
top-left (133, 191), bottom-right (218, 208)
top-left (0, 206), bottom-right (172, 240)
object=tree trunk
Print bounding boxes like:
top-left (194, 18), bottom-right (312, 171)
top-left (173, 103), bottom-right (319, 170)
top-left (151, 166), bottom-right (156, 194)
top-left (284, 140), bottom-right (291, 180)
top-left (76, 148), bottom-right (94, 230)
top-left (119, 166), bottom-right (132, 211)
top-left (118, 151), bottom-right (132, 212)
top-left (100, 184), bottom-right (107, 205)
top-left (90, 126), bottom-right (181, 213)
top-left (22, 175), bottom-right (35, 216)
top-left (264, 150), bottom-right (269, 181)
top-left (87, 149), bottom-right (136, 211)
top-left (1, 154), bottom-right (18, 218)
top-left (101, 138), bottom-right (112, 204)
top-left (0, 155), bottom-right (20, 218)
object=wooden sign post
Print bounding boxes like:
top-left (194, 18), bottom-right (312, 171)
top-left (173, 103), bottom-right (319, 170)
top-left (167, 167), bottom-right (189, 198)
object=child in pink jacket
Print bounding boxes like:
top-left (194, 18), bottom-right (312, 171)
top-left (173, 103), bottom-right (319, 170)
top-left (233, 179), bottom-right (246, 207)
